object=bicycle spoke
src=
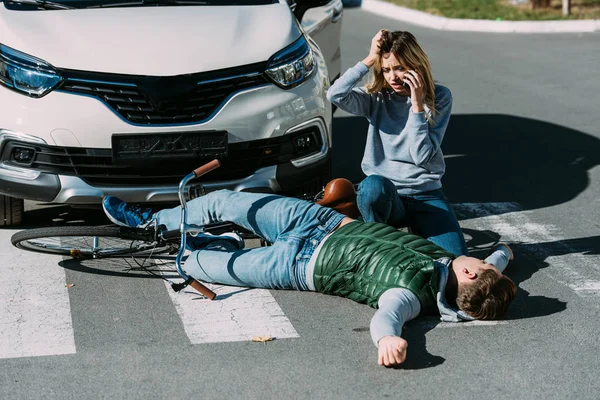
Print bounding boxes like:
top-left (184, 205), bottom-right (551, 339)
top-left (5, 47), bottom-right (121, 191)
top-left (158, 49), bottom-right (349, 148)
top-left (21, 236), bottom-right (154, 256)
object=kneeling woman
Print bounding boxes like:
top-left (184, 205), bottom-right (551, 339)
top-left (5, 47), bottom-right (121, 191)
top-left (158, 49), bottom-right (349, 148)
top-left (327, 29), bottom-right (467, 256)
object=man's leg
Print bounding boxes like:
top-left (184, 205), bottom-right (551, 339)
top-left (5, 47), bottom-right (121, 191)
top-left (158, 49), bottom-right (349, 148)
top-left (406, 189), bottom-right (468, 256)
top-left (183, 238), bottom-right (309, 290)
top-left (356, 175), bottom-right (406, 226)
top-left (154, 189), bottom-right (341, 244)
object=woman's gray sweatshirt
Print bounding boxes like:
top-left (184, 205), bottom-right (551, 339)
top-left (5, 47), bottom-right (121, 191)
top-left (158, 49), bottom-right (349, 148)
top-left (326, 62), bottom-right (453, 195)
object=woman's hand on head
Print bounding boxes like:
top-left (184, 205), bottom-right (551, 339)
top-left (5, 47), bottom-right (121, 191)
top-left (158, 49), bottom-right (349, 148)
top-left (370, 30), bottom-right (386, 56)
top-left (363, 29), bottom-right (387, 68)
top-left (404, 70), bottom-right (425, 112)
top-left (377, 336), bottom-right (408, 366)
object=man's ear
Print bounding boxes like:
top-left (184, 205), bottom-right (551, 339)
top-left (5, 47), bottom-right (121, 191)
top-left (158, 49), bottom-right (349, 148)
top-left (462, 268), bottom-right (477, 280)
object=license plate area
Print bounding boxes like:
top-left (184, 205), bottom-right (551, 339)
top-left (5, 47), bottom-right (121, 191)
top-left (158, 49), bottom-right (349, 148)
top-left (111, 131), bottom-right (228, 165)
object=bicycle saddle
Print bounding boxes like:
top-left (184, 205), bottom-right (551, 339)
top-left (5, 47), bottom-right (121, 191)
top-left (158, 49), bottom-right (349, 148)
top-left (316, 178), bottom-right (360, 219)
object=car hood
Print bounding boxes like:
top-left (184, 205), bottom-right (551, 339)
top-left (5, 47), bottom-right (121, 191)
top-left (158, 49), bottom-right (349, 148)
top-left (0, 3), bottom-right (301, 75)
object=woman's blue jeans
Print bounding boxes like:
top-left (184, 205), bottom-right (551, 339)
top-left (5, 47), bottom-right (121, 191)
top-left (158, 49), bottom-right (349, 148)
top-left (356, 175), bottom-right (468, 256)
top-left (152, 190), bottom-right (345, 290)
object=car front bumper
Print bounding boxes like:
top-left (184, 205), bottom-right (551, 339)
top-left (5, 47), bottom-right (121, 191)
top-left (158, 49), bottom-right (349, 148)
top-left (0, 117), bottom-right (331, 204)
top-left (0, 155), bottom-right (330, 204)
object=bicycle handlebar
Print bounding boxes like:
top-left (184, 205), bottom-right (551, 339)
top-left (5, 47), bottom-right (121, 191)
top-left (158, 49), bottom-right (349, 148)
top-left (176, 159), bottom-right (223, 300)
top-left (189, 279), bottom-right (217, 300)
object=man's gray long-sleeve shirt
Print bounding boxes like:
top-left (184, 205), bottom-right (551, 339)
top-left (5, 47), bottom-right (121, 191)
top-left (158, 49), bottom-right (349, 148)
top-left (326, 62), bottom-right (453, 195)
top-left (368, 246), bottom-right (512, 346)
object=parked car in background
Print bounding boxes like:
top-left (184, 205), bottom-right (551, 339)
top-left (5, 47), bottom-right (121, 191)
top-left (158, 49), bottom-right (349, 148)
top-left (0, 0), bottom-right (343, 226)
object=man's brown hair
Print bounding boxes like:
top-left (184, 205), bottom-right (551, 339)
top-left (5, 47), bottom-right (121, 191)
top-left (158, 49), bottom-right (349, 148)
top-left (456, 270), bottom-right (517, 320)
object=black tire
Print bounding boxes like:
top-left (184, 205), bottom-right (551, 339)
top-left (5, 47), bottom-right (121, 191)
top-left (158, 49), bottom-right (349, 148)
top-left (11, 225), bottom-right (177, 259)
top-left (1, 195), bottom-right (24, 227)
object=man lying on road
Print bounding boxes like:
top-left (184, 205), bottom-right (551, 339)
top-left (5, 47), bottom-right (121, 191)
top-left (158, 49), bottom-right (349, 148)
top-left (102, 189), bottom-right (516, 367)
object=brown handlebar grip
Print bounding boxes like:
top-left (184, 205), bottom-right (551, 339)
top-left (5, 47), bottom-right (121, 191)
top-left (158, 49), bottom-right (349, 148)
top-left (193, 159), bottom-right (221, 178)
top-left (189, 279), bottom-right (217, 300)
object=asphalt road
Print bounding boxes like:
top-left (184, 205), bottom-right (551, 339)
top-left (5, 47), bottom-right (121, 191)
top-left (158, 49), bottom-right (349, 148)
top-left (2, 8), bottom-right (600, 400)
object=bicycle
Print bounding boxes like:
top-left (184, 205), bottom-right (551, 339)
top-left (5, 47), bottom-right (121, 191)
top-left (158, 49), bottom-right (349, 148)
top-left (11, 159), bottom-right (359, 300)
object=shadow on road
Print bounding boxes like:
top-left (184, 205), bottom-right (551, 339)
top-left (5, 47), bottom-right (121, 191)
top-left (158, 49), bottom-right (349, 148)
top-left (397, 324), bottom-right (445, 370)
top-left (0, 204), bottom-right (109, 230)
top-left (332, 112), bottom-right (600, 323)
top-left (443, 114), bottom-right (600, 213)
top-left (59, 257), bottom-right (180, 280)
top-left (332, 113), bottom-right (600, 217)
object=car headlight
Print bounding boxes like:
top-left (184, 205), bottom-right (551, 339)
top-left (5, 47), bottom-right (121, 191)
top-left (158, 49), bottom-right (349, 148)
top-left (265, 36), bottom-right (315, 89)
top-left (0, 44), bottom-right (62, 98)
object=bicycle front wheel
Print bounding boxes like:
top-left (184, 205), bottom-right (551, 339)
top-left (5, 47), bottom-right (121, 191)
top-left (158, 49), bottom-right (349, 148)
top-left (11, 225), bottom-right (177, 259)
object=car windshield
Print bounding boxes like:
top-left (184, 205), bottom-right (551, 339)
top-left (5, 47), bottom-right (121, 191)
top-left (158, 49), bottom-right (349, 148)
top-left (2, 0), bottom-right (278, 10)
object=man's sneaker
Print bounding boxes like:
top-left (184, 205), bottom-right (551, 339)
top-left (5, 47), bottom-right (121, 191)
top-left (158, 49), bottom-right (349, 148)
top-left (102, 196), bottom-right (154, 228)
top-left (187, 231), bottom-right (245, 251)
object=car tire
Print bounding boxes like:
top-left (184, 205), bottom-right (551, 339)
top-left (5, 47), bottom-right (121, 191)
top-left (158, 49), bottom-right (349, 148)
top-left (1, 195), bottom-right (24, 227)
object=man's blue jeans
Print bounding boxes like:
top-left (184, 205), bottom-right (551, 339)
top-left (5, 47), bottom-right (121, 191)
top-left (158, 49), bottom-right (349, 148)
top-left (152, 190), bottom-right (345, 290)
top-left (356, 175), bottom-right (468, 256)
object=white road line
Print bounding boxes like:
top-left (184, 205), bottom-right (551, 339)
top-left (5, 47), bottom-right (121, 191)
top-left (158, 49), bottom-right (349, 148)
top-left (436, 320), bottom-right (508, 327)
top-left (415, 318), bottom-right (509, 330)
top-left (455, 202), bottom-right (600, 297)
top-left (0, 230), bottom-right (76, 359)
top-left (166, 282), bottom-right (299, 344)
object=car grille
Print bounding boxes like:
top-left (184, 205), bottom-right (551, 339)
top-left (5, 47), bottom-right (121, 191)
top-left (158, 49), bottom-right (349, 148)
top-left (2, 130), bottom-right (322, 187)
top-left (57, 63), bottom-right (268, 125)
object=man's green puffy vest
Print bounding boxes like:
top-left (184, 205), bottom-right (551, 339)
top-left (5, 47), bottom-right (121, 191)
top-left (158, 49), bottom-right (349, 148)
top-left (313, 222), bottom-right (456, 314)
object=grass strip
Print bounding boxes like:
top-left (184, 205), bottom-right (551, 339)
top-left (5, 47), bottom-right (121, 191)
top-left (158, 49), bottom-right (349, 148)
top-left (381, 0), bottom-right (600, 20)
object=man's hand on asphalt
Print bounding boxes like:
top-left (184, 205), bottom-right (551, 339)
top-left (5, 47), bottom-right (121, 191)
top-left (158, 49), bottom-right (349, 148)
top-left (377, 336), bottom-right (408, 366)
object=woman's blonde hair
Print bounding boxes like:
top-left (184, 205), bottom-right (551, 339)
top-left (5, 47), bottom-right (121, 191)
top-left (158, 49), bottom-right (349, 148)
top-left (366, 30), bottom-right (437, 123)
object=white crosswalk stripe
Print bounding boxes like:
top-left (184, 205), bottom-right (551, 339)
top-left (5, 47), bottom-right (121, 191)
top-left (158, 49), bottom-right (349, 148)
top-left (166, 282), bottom-right (299, 344)
top-left (159, 245), bottom-right (299, 344)
top-left (0, 230), bottom-right (76, 360)
top-left (417, 318), bottom-right (509, 329)
top-left (455, 202), bottom-right (600, 297)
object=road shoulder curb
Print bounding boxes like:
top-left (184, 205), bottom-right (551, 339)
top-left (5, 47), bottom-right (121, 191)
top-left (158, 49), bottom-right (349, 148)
top-left (362, 0), bottom-right (600, 33)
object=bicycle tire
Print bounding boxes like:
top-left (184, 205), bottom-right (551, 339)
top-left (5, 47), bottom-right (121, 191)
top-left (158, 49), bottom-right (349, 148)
top-left (11, 225), bottom-right (176, 259)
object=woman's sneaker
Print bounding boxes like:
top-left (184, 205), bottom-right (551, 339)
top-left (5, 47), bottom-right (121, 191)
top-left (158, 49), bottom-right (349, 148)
top-left (102, 196), bottom-right (154, 228)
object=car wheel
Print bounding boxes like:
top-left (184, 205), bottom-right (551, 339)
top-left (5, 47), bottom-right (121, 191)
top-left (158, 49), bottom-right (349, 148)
top-left (1, 195), bottom-right (24, 226)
